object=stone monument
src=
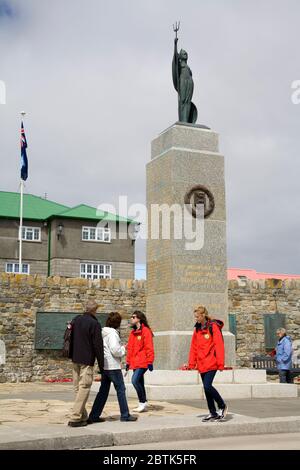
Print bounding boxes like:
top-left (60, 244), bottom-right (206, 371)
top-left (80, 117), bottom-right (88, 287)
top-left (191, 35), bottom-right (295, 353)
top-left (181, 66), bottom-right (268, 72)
top-left (146, 24), bottom-right (236, 369)
top-left (94, 24), bottom-right (298, 400)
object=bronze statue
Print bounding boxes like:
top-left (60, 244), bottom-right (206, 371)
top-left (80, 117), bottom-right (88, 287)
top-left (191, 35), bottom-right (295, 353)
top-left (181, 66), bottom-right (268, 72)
top-left (172, 22), bottom-right (198, 124)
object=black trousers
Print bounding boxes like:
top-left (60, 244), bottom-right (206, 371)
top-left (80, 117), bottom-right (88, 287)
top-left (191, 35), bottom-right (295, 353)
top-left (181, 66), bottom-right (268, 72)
top-left (200, 370), bottom-right (226, 416)
top-left (279, 369), bottom-right (293, 383)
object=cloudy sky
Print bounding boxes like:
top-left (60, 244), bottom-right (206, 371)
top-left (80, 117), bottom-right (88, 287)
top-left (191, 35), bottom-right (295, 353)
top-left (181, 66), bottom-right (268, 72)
top-left (1, 0), bottom-right (300, 275)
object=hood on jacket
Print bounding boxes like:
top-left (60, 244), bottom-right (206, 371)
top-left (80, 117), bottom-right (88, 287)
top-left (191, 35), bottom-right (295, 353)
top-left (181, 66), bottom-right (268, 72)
top-left (132, 324), bottom-right (145, 334)
top-left (213, 319), bottom-right (224, 330)
top-left (102, 327), bottom-right (119, 338)
top-left (278, 335), bottom-right (292, 343)
top-left (195, 319), bottom-right (224, 331)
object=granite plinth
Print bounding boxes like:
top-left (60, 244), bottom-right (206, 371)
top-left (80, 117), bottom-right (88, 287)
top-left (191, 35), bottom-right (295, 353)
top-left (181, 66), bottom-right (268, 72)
top-left (146, 123), bottom-right (235, 369)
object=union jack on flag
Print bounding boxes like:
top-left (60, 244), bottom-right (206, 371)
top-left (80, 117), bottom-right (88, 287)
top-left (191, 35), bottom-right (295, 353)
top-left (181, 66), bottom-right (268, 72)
top-left (20, 121), bottom-right (28, 181)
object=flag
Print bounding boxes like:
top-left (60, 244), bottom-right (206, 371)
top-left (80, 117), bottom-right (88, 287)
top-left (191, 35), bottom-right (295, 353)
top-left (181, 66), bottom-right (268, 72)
top-left (20, 121), bottom-right (28, 181)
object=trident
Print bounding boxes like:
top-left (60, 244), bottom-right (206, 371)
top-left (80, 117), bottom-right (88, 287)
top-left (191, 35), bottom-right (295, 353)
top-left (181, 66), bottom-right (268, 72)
top-left (173, 20), bottom-right (180, 40)
top-left (173, 21), bottom-right (180, 100)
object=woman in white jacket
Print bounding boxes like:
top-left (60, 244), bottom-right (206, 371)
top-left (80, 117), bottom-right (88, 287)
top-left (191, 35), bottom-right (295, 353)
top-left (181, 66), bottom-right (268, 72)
top-left (88, 312), bottom-right (137, 423)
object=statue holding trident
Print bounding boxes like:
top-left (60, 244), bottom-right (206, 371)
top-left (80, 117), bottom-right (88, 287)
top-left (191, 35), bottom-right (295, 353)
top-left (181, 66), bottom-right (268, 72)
top-left (172, 21), bottom-right (198, 124)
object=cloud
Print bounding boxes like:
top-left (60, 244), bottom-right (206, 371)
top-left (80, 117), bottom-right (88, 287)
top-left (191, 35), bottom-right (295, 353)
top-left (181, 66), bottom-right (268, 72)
top-left (0, 0), bottom-right (15, 19)
top-left (0, 0), bottom-right (300, 274)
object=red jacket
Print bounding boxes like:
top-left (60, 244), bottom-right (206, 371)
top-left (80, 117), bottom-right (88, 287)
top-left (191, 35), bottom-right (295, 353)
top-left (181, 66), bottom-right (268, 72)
top-left (188, 320), bottom-right (225, 373)
top-left (126, 325), bottom-right (155, 369)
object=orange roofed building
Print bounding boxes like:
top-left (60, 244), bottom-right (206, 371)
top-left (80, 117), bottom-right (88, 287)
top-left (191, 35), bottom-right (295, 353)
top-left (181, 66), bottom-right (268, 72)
top-left (228, 268), bottom-right (300, 280)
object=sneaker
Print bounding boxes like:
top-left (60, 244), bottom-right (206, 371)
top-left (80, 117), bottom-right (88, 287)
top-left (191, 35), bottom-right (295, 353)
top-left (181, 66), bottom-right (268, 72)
top-left (201, 413), bottom-right (219, 422)
top-left (132, 402), bottom-right (147, 413)
top-left (67, 420), bottom-right (88, 427)
top-left (143, 401), bottom-right (149, 411)
top-left (218, 404), bottom-right (228, 420)
top-left (132, 403), bottom-right (140, 412)
top-left (120, 415), bottom-right (138, 422)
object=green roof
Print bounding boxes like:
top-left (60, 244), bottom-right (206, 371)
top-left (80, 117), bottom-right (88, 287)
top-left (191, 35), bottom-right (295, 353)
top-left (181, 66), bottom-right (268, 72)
top-left (0, 191), bottom-right (135, 223)
top-left (0, 191), bottom-right (69, 220)
top-left (52, 204), bottom-right (135, 223)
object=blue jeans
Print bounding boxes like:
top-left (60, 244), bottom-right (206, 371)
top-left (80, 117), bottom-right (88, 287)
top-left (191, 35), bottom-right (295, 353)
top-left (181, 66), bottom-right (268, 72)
top-left (89, 369), bottom-right (130, 420)
top-left (132, 368), bottom-right (147, 403)
top-left (200, 370), bottom-right (226, 416)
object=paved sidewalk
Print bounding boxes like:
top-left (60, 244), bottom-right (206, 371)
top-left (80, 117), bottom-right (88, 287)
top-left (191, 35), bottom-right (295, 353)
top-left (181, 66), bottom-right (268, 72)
top-left (0, 383), bottom-right (300, 449)
top-left (169, 397), bottom-right (300, 418)
top-left (98, 433), bottom-right (300, 450)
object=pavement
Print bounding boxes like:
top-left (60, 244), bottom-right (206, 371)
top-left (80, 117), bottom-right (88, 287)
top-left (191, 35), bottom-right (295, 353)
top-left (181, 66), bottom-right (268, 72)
top-left (98, 433), bottom-right (300, 450)
top-left (0, 382), bottom-right (300, 450)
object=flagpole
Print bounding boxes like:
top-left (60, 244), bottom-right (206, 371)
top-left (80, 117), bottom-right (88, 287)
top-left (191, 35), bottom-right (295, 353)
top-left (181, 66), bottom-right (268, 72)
top-left (19, 111), bottom-right (26, 273)
top-left (19, 178), bottom-right (23, 272)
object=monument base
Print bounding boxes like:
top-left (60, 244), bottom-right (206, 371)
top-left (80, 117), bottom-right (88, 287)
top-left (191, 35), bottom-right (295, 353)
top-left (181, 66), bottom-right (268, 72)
top-left (153, 331), bottom-right (236, 369)
top-left (92, 369), bottom-right (298, 400)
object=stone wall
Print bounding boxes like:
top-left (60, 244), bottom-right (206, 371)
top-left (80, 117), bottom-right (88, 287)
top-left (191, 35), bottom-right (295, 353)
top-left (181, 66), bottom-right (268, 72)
top-left (229, 278), bottom-right (300, 367)
top-left (0, 274), bottom-right (299, 382)
top-left (0, 273), bottom-right (145, 382)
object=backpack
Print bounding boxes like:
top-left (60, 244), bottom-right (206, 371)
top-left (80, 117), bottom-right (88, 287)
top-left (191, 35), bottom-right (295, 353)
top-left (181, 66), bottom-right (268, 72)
top-left (62, 317), bottom-right (78, 358)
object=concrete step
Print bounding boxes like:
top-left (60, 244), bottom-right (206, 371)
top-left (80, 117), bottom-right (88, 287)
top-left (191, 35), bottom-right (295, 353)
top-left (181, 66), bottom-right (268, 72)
top-left (139, 383), bottom-right (296, 399)
top-left (95, 369), bottom-right (268, 385)
top-left (91, 369), bottom-right (297, 399)
top-left (144, 369), bottom-right (267, 384)
top-left (92, 381), bottom-right (298, 400)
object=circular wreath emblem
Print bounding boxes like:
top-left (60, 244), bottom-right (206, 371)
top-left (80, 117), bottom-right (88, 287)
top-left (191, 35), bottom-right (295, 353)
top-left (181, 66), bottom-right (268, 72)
top-left (184, 185), bottom-right (215, 219)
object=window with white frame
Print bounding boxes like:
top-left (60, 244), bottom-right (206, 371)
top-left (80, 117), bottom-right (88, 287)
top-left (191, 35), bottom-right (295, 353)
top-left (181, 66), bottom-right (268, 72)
top-left (82, 226), bottom-right (111, 243)
top-left (6, 262), bottom-right (30, 274)
top-left (80, 263), bottom-right (111, 280)
top-left (20, 226), bottom-right (41, 242)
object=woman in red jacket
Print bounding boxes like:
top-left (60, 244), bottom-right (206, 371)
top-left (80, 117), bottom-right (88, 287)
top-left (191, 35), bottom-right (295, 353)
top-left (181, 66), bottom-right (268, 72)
top-left (126, 311), bottom-right (154, 413)
top-left (188, 305), bottom-right (228, 422)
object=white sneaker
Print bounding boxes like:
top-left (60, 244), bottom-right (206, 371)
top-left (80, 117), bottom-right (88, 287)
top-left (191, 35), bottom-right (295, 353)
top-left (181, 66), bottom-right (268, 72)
top-left (218, 404), bottom-right (228, 420)
top-left (132, 402), bottom-right (147, 413)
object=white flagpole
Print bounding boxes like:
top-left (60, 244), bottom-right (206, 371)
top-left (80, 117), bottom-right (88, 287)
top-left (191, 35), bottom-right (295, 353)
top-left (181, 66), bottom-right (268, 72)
top-left (18, 178), bottom-right (23, 272)
top-left (19, 111), bottom-right (26, 273)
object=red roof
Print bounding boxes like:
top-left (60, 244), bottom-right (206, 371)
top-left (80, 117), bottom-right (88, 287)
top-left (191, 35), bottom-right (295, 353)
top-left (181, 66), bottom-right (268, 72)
top-left (228, 268), bottom-right (300, 280)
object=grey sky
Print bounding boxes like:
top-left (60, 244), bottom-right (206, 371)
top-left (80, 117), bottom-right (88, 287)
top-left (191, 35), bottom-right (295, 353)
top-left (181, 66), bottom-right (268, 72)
top-left (0, 0), bottom-right (300, 274)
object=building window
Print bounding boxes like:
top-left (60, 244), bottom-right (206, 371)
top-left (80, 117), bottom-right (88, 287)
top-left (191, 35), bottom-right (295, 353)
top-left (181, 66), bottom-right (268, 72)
top-left (6, 262), bottom-right (30, 274)
top-left (82, 226), bottom-right (111, 243)
top-left (80, 263), bottom-right (111, 280)
top-left (237, 275), bottom-right (247, 286)
top-left (20, 226), bottom-right (41, 242)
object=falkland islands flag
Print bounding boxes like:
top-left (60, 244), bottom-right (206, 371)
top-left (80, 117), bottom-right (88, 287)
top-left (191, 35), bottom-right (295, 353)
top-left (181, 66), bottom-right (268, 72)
top-left (20, 121), bottom-right (28, 181)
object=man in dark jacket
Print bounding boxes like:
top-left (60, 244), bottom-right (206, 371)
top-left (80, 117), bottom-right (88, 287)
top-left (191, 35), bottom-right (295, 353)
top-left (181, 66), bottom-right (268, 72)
top-left (68, 300), bottom-right (104, 427)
